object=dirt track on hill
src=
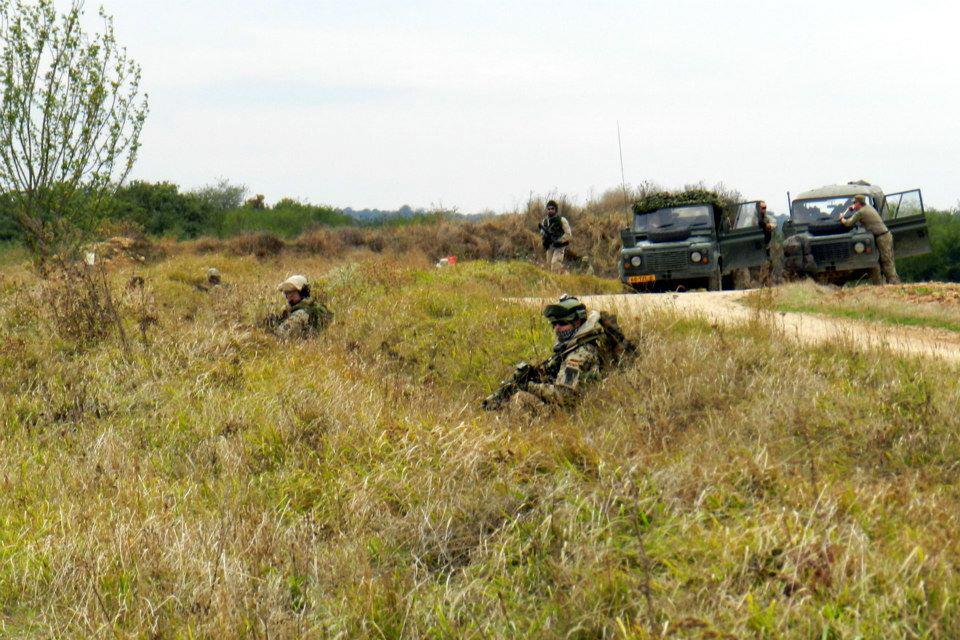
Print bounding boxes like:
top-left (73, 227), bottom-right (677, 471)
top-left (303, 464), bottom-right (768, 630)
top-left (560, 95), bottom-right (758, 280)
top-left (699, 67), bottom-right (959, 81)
top-left (578, 290), bottom-right (960, 364)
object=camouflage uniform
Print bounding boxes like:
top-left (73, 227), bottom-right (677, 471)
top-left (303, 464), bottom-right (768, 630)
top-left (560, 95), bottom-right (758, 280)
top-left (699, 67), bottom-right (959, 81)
top-left (510, 310), bottom-right (615, 408)
top-left (272, 275), bottom-right (333, 339)
top-left (275, 298), bottom-right (332, 339)
top-left (840, 200), bottom-right (900, 284)
top-left (540, 214), bottom-right (572, 274)
top-left (482, 296), bottom-right (633, 411)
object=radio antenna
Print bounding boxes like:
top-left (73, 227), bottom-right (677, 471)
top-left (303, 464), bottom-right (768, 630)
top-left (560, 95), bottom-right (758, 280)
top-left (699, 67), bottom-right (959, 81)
top-left (617, 121), bottom-right (629, 214)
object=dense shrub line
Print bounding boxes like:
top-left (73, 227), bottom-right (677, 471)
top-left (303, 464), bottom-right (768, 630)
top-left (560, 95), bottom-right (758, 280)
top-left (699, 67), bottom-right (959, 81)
top-left (3, 178), bottom-right (958, 282)
top-left (0, 180), bottom-right (422, 242)
top-left (897, 210), bottom-right (960, 282)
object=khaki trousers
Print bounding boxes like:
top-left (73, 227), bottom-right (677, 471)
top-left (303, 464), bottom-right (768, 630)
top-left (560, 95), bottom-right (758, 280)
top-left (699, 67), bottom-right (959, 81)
top-left (876, 232), bottom-right (900, 284)
top-left (546, 246), bottom-right (566, 273)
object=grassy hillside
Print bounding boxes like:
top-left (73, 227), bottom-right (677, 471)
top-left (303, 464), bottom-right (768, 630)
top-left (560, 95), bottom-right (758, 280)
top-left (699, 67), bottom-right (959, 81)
top-left (2, 251), bottom-right (960, 637)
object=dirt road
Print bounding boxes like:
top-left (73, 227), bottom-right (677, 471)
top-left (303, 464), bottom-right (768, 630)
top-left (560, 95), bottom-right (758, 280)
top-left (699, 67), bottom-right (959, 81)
top-left (578, 290), bottom-right (960, 364)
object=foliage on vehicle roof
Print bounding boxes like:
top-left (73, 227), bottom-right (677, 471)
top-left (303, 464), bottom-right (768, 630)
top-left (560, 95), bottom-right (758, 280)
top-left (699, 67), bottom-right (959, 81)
top-left (632, 188), bottom-right (737, 216)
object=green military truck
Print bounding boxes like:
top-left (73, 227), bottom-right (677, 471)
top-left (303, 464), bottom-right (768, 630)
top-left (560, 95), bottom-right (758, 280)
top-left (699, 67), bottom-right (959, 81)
top-left (619, 199), bottom-right (769, 291)
top-left (782, 182), bottom-right (930, 283)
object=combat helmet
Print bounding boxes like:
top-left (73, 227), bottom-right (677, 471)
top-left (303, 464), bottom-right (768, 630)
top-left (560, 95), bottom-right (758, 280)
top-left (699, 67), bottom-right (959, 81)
top-left (543, 294), bottom-right (587, 324)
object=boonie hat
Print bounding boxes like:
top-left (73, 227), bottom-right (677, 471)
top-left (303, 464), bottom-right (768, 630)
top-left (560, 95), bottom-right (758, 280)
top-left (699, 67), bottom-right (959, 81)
top-left (278, 274), bottom-right (309, 293)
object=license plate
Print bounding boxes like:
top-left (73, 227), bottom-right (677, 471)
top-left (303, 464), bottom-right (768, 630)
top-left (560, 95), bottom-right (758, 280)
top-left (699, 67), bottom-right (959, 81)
top-left (628, 274), bottom-right (656, 284)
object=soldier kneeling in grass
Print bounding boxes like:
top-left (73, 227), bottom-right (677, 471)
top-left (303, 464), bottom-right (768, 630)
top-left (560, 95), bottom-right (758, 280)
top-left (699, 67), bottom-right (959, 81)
top-left (264, 274), bottom-right (333, 339)
top-left (482, 295), bottom-right (634, 411)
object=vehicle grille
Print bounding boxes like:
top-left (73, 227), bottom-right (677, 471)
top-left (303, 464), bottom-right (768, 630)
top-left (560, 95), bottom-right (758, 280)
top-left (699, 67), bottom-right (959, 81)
top-left (811, 242), bottom-right (851, 263)
top-left (645, 250), bottom-right (689, 272)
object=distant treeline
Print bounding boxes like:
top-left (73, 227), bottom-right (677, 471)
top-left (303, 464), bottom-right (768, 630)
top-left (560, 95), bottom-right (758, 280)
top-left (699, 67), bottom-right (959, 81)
top-left (0, 179), bottom-right (453, 241)
top-left (1, 179), bottom-right (959, 284)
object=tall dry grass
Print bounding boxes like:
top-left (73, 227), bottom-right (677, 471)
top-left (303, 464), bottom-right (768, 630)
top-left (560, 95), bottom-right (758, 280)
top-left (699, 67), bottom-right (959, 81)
top-left (173, 188), bottom-right (634, 277)
top-left (1, 249), bottom-right (959, 638)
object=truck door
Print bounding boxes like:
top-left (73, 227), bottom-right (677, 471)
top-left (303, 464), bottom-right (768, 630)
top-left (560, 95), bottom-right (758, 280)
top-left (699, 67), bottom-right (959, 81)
top-left (719, 201), bottom-right (768, 273)
top-left (883, 189), bottom-right (931, 258)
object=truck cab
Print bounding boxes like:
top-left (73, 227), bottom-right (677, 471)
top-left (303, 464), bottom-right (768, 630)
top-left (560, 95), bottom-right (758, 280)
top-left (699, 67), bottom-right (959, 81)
top-left (619, 201), bottom-right (769, 291)
top-left (782, 182), bottom-right (930, 283)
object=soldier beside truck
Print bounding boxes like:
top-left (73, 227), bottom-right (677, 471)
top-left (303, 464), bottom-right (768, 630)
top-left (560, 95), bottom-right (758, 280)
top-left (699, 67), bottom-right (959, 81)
top-left (616, 182), bottom-right (930, 291)
top-left (782, 181), bottom-right (929, 285)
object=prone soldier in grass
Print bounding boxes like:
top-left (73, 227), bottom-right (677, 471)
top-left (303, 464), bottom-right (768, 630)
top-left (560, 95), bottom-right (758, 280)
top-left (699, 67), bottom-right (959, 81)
top-left (264, 274), bottom-right (333, 339)
top-left (482, 295), bottom-right (634, 410)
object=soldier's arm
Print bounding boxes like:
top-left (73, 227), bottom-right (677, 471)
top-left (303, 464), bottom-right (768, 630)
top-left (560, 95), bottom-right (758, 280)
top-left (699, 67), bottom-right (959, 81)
top-left (840, 208), bottom-right (860, 226)
top-left (277, 309), bottom-right (312, 340)
top-left (526, 344), bottom-right (599, 404)
top-left (559, 217), bottom-right (573, 243)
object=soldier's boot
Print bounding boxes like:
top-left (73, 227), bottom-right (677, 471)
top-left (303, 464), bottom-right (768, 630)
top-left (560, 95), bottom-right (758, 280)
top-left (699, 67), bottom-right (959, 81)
top-left (868, 266), bottom-right (883, 285)
top-left (881, 260), bottom-right (901, 285)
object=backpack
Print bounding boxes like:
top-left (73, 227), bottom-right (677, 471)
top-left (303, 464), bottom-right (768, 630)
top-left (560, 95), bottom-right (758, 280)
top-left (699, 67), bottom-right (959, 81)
top-left (597, 311), bottom-right (636, 361)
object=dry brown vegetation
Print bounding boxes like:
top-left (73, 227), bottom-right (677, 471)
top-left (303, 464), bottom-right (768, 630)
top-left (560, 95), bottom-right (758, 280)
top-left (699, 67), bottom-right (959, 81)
top-left (1, 246), bottom-right (959, 638)
top-left (172, 190), bottom-right (632, 277)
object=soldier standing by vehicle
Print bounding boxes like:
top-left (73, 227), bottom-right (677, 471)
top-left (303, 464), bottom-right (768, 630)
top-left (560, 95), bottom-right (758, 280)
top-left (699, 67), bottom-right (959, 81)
top-left (757, 201), bottom-right (777, 284)
top-left (538, 200), bottom-right (572, 273)
top-left (266, 275), bottom-right (333, 339)
top-left (758, 201), bottom-right (775, 247)
top-left (482, 295), bottom-right (633, 410)
top-left (839, 195), bottom-right (900, 284)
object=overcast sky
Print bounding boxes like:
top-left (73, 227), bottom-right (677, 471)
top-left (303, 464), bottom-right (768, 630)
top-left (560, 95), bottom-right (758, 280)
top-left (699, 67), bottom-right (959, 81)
top-left (97, 0), bottom-right (960, 212)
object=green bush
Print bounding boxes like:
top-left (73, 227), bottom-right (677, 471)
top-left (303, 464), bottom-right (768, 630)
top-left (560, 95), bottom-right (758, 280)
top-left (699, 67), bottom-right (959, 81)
top-left (898, 209), bottom-right (960, 282)
top-left (107, 181), bottom-right (215, 238)
top-left (219, 198), bottom-right (352, 238)
top-left (633, 188), bottom-right (737, 215)
top-left (0, 194), bottom-right (20, 241)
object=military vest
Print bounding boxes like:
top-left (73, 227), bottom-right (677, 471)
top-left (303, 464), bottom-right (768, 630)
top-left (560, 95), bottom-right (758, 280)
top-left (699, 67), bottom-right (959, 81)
top-left (555, 311), bottom-right (620, 362)
top-left (542, 215), bottom-right (569, 246)
top-left (285, 297), bottom-right (332, 329)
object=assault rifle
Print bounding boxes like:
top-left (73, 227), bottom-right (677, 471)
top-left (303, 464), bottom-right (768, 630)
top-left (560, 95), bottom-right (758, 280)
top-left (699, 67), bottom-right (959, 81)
top-left (260, 311), bottom-right (287, 331)
top-left (538, 217), bottom-right (566, 250)
top-left (482, 311), bottom-right (635, 411)
top-left (481, 351), bottom-right (564, 411)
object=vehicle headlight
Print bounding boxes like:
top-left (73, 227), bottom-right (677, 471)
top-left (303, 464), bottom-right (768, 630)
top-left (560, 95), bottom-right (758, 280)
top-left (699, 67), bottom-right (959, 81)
top-left (690, 251), bottom-right (703, 263)
top-left (629, 255), bottom-right (642, 267)
top-left (853, 242), bottom-right (866, 254)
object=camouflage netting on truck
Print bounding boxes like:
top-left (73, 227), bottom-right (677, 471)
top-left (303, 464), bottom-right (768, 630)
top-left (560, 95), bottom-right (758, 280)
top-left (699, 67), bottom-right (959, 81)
top-left (632, 188), bottom-right (738, 216)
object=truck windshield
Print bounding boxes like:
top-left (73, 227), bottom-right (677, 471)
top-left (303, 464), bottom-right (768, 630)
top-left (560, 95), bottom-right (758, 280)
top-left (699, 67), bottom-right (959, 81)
top-left (633, 205), bottom-right (713, 233)
top-left (791, 197), bottom-right (862, 223)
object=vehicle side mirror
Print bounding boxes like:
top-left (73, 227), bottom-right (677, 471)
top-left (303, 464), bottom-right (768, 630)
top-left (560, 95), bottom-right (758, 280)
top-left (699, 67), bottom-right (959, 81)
top-left (620, 228), bottom-right (636, 248)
